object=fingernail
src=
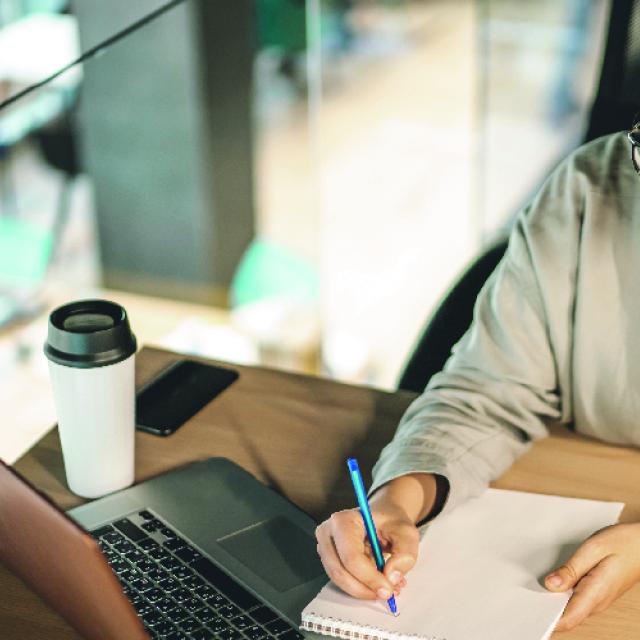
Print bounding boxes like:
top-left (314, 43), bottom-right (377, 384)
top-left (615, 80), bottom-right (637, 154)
top-left (377, 588), bottom-right (392, 600)
top-left (389, 571), bottom-right (403, 586)
top-left (547, 574), bottom-right (563, 588)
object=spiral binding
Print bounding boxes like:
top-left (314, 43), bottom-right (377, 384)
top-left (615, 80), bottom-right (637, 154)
top-left (300, 612), bottom-right (446, 640)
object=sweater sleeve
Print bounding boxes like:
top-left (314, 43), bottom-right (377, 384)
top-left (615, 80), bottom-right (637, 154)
top-left (371, 146), bottom-right (587, 516)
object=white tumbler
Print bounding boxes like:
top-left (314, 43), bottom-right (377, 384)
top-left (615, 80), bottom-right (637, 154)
top-left (44, 299), bottom-right (137, 498)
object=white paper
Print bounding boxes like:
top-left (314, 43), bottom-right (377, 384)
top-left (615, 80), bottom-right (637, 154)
top-left (302, 489), bottom-right (624, 640)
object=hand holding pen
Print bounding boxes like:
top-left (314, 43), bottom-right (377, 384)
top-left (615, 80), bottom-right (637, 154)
top-left (315, 465), bottom-right (429, 606)
top-left (347, 457), bottom-right (400, 615)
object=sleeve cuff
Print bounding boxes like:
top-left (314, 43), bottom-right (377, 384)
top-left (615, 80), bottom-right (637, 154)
top-left (368, 450), bottom-right (454, 524)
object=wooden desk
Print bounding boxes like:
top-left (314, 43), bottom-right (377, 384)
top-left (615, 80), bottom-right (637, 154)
top-left (3, 347), bottom-right (640, 639)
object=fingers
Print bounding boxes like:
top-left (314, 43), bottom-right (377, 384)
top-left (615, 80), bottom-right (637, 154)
top-left (545, 536), bottom-right (607, 592)
top-left (330, 512), bottom-right (396, 596)
top-left (315, 534), bottom-right (377, 600)
top-left (315, 509), bottom-right (418, 600)
top-left (383, 524), bottom-right (419, 585)
top-left (316, 510), bottom-right (393, 599)
top-left (555, 555), bottom-right (619, 632)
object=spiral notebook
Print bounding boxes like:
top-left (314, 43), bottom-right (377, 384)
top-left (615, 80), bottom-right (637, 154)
top-left (301, 489), bottom-right (624, 640)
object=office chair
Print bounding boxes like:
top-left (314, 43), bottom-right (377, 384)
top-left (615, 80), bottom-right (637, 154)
top-left (397, 0), bottom-right (640, 393)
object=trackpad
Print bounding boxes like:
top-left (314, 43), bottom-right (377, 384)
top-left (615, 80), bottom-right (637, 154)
top-left (218, 516), bottom-right (325, 592)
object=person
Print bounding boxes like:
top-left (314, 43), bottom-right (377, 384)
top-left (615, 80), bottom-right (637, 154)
top-left (315, 128), bottom-right (640, 633)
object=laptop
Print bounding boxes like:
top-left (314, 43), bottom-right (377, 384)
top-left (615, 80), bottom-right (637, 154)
top-left (0, 457), bottom-right (328, 639)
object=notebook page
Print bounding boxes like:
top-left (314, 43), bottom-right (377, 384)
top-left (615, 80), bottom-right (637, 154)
top-left (302, 489), bottom-right (624, 640)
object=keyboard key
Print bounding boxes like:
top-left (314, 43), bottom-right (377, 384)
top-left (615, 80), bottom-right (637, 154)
top-left (138, 510), bottom-right (154, 520)
top-left (113, 540), bottom-right (135, 553)
top-left (102, 530), bottom-right (122, 543)
top-left (191, 558), bottom-right (260, 610)
top-left (278, 630), bottom-right (304, 640)
top-left (245, 624), bottom-right (270, 640)
top-left (194, 607), bottom-right (217, 624)
top-left (250, 607), bottom-right (279, 625)
top-left (153, 620), bottom-right (176, 636)
top-left (137, 560), bottom-right (158, 574)
top-left (113, 518), bottom-right (147, 542)
top-left (265, 618), bottom-right (293, 635)
top-left (159, 577), bottom-right (182, 592)
top-left (110, 560), bottom-right (128, 575)
top-left (149, 547), bottom-right (174, 562)
top-left (191, 630), bottom-right (216, 640)
top-left (183, 599), bottom-right (203, 613)
top-left (124, 550), bottom-right (145, 563)
top-left (134, 603), bottom-right (155, 617)
top-left (146, 588), bottom-right (164, 603)
top-left (208, 617), bottom-right (232, 633)
top-left (172, 589), bottom-right (192, 603)
top-left (203, 592), bottom-right (228, 609)
top-left (159, 557), bottom-right (183, 572)
top-left (215, 627), bottom-right (244, 640)
top-left (160, 526), bottom-right (179, 539)
top-left (181, 574), bottom-right (205, 590)
top-left (139, 538), bottom-right (161, 552)
top-left (231, 615), bottom-right (252, 630)
top-left (164, 538), bottom-right (187, 552)
top-left (130, 593), bottom-right (144, 607)
top-left (91, 525), bottom-right (114, 539)
top-left (174, 547), bottom-right (199, 563)
top-left (156, 598), bottom-right (176, 613)
top-left (173, 564), bottom-right (194, 580)
top-left (130, 577), bottom-right (154, 592)
top-left (141, 611), bottom-right (164, 627)
top-left (147, 568), bottom-right (166, 583)
top-left (126, 567), bottom-right (145, 582)
top-left (178, 617), bottom-right (203, 633)
top-left (117, 565), bottom-right (135, 580)
top-left (166, 606), bottom-right (190, 623)
top-left (218, 604), bottom-right (242, 619)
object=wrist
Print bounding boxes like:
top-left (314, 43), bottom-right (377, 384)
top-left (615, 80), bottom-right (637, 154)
top-left (370, 473), bottom-right (441, 524)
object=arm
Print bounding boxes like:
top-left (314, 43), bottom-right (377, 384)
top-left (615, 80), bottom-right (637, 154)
top-left (318, 141), bottom-right (592, 600)
top-left (371, 149), bottom-right (584, 513)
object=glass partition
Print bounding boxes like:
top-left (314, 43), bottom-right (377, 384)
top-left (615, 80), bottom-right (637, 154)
top-left (0, 0), bottom-right (611, 390)
top-left (315, 0), bottom-right (609, 387)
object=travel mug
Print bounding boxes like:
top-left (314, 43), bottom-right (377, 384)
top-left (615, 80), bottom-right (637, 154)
top-left (44, 299), bottom-right (137, 498)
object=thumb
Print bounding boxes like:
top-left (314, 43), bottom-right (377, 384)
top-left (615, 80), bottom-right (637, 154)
top-left (383, 523), bottom-right (419, 584)
top-left (545, 542), bottom-right (603, 592)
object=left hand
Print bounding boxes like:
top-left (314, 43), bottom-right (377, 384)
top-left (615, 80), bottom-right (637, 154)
top-left (544, 522), bottom-right (640, 632)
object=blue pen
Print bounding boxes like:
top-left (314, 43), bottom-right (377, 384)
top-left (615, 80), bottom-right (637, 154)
top-left (347, 457), bottom-right (399, 616)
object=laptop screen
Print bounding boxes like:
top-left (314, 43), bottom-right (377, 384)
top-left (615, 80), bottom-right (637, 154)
top-left (0, 459), bottom-right (148, 639)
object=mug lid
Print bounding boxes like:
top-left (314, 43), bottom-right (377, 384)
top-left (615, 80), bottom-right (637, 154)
top-left (44, 299), bottom-right (137, 368)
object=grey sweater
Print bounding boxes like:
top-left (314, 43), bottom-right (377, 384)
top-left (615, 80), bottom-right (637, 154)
top-left (371, 132), bottom-right (640, 516)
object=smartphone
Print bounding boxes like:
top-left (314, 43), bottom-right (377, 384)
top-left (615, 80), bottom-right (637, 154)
top-left (136, 359), bottom-right (239, 436)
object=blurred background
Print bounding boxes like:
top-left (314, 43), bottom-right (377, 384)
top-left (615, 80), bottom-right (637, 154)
top-left (0, 0), bottom-right (612, 457)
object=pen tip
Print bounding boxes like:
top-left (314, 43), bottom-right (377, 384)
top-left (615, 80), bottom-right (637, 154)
top-left (393, 612), bottom-right (399, 617)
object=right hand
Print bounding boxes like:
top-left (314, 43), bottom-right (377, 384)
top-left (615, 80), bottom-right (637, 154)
top-left (315, 501), bottom-right (420, 602)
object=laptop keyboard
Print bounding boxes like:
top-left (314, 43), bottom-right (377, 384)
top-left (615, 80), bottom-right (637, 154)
top-left (91, 510), bottom-right (305, 640)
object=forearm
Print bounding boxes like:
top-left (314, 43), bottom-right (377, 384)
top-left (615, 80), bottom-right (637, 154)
top-left (370, 473), bottom-right (449, 524)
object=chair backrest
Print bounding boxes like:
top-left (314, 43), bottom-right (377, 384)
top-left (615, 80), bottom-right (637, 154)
top-left (584, 0), bottom-right (640, 141)
top-left (397, 0), bottom-right (640, 392)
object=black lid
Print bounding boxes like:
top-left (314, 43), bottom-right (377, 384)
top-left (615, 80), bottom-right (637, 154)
top-left (44, 299), bottom-right (137, 368)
